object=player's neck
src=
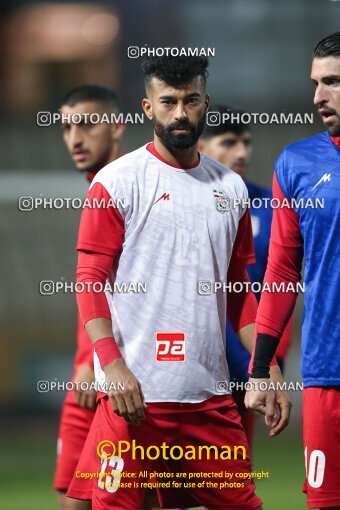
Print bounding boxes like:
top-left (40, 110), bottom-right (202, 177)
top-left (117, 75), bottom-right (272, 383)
top-left (153, 136), bottom-right (199, 169)
top-left (86, 144), bottom-right (123, 182)
top-left (109, 143), bottom-right (123, 162)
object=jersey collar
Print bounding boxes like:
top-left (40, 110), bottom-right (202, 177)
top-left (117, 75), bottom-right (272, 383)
top-left (86, 171), bottom-right (96, 183)
top-left (330, 136), bottom-right (340, 148)
top-left (146, 142), bottom-right (200, 169)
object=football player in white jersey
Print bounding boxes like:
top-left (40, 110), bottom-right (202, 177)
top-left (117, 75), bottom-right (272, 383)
top-left (67, 56), bottom-right (290, 510)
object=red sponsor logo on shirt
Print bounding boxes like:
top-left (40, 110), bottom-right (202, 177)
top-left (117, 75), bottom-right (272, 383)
top-left (153, 193), bottom-right (170, 204)
top-left (156, 332), bottom-right (185, 361)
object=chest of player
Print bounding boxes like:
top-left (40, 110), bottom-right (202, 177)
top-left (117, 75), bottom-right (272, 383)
top-left (123, 165), bottom-right (243, 260)
top-left (290, 161), bottom-right (340, 256)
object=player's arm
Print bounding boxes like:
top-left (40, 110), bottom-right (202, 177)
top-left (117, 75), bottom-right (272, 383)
top-left (226, 208), bottom-right (261, 353)
top-left (76, 182), bottom-right (145, 426)
top-left (227, 208), bottom-right (291, 436)
top-left (245, 172), bottom-right (303, 432)
top-left (74, 363), bottom-right (96, 410)
top-left (73, 318), bottom-right (97, 410)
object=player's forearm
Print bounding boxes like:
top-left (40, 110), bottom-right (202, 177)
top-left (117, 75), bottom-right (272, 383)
top-left (85, 318), bottom-right (114, 344)
top-left (76, 252), bottom-right (112, 326)
top-left (256, 270), bottom-right (299, 337)
top-left (84, 318), bottom-right (123, 367)
top-left (236, 323), bottom-right (255, 354)
top-left (76, 251), bottom-right (123, 366)
top-left (237, 323), bottom-right (278, 373)
top-left (249, 271), bottom-right (298, 377)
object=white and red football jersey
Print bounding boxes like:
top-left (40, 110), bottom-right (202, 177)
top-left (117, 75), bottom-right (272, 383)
top-left (77, 142), bottom-right (255, 403)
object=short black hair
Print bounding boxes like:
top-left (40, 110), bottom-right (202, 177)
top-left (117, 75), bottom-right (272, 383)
top-left (201, 104), bottom-right (251, 139)
top-left (313, 32), bottom-right (340, 58)
top-left (141, 55), bottom-right (209, 89)
top-left (60, 84), bottom-right (120, 112)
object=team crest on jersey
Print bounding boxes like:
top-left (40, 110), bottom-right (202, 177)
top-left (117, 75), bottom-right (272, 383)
top-left (156, 332), bottom-right (185, 362)
top-left (213, 189), bottom-right (230, 213)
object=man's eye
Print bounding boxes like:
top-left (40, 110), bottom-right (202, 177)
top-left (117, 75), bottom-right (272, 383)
top-left (161, 100), bottom-right (173, 105)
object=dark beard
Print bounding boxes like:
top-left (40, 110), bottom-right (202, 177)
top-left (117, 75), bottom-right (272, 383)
top-left (153, 113), bottom-right (206, 149)
top-left (318, 106), bottom-right (340, 136)
top-left (327, 116), bottom-right (340, 137)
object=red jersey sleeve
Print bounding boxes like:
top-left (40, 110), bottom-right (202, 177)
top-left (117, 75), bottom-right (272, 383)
top-left (276, 315), bottom-right (293, 361)
top-left (248, 172), bottom-right (304, 375)
top-left (227, 209), bottom-right (257, 332)
top-left (77, 182), bottom-right (124, 255)
top-left (76, 182), bottom-right (125, 326)
top-left (255, 173), bottom-right (303, 337)
top-left (74, 313), bottom-right (94, 368)
top-left (231, 209), bottom-right (256, 266)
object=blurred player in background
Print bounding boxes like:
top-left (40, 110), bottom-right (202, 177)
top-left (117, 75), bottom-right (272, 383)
top-left (199, 105), bottom-right (293, 445)
top-left (246, 32), bottom-right (340, 509)
top-left (66, 55), bottom-right (290, 510)
top-left (54, 84), bottom-right (125, 510)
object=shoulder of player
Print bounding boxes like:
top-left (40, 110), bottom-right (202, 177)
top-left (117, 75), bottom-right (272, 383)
top-left (276, 131), bottom-right (328, 167)
top-left (91, 145), bottom-right (149, 188)
top-left (201, 153), bottom-right (246, 191)
top-left (274, 131), bottom-right (329, 196)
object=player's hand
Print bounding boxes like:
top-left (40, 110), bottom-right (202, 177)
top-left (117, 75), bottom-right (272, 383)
top-left (73, 363), bottom-right (97, 410)
top-left (245, 377), bottom-right (277, 430)
top-left (245, 367), bottom-right (292, 437)
top-left (103, 358), bottom-right (146, 426)
top-left (268, 364), bottom-right (292, 437)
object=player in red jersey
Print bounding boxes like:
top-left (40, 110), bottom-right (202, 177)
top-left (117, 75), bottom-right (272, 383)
top-left (54, 85), bottom-right (125, 510)
top-left (199, 106), bottom-right (293, 446)
top-left (66, 56), bottom-right (291, 510)
top-left (246, 33), bottom-right (340, 509)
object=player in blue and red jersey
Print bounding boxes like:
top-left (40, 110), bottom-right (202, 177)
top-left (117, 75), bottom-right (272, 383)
top-left (199, 105), bottom-right (293, 444)
top-left (246, 32), bottom-right (340, 509)
top-left (54, 85), bottom-right (125, 510)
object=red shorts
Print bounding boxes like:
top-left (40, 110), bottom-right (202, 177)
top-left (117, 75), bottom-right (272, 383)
top-left (54, 388), bottom-right (96, 491)
top-left (302, 387), bottom-right (340, 509)
top-left (232, 391), bottom-right (256, 448)
top-left (67, 394), bottom-right (262, 510)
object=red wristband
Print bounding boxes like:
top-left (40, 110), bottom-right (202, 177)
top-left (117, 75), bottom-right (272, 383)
top-left (94, 337), bottom-right (122, 368)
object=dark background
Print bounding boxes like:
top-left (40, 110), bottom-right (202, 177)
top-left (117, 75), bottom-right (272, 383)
top-left (0, 1), bottom-right (338, 509)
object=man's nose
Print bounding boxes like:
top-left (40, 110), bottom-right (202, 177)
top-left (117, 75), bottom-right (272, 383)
top-left (174, 103), bottom-right (188, 120)
top-left (235, 142), bottom-right (248, 158)
top-left (69, 125), bottom-right (83, 146)
top-left (313, 84), bottom-right (329, 106)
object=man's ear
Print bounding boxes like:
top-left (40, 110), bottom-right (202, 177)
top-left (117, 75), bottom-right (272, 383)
top-left (204, 94), bottom-right (210, 114)
top-left (142, 98), bottom-right (153, 120)
top-left (111, 122), bottom-right (126, 142)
